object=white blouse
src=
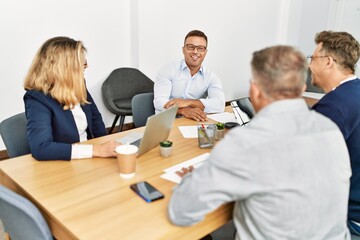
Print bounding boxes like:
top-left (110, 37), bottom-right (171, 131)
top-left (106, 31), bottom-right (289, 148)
top-left (70, 104), bottom-right (93, 159)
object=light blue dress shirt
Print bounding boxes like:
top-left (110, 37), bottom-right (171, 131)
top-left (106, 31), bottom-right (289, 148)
top-left (154, 59), bottom-right (225, 113)
top-left (169, 99), bottom-right (351, 240)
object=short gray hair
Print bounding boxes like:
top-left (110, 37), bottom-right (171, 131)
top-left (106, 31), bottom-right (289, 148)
top-left (251, 45), bottom-right (308, 99)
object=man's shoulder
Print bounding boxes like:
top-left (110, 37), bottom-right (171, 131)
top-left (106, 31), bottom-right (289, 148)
top-left (340, 78), bottom-right (360, 92)
top-left (309, 108), bottom-right (343, 129)
top-left (317, 81), bottom-right (360, 107)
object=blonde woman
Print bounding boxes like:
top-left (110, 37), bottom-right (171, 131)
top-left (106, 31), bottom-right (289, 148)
top-left (24, 36), bottom-right (120, 160)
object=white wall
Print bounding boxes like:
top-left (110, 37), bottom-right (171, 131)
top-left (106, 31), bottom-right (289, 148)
top-left (328, 0), bottom-right (360, 75)
top-left (0, 0), bottom-right (131, 150)
top-left (296, 0), bottom-right (332, 55)
top-left (137, 0), bottom-right (292, 102)
top-left (0, 0), bottom-right (346, 150)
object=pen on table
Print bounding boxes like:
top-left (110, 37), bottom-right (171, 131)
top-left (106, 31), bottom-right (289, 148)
top-left (200, 124), bottom-right (211, 142)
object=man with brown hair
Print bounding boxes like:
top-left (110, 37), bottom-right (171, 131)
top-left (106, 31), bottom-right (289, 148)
top-left (154, 30), bottom-right (225, 121)
top-left (309, 30), bottom-right (360, 235)
top-left (168, 45), bottom-right (351, 240)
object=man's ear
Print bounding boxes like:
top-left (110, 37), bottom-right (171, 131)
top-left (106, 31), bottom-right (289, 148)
top-left (250, 81), bottom-right (262, 100)
top-left (302, 84), bottom-right (307, 93)
top-left (249, 81), bottom-right (263, 112)
top-left (325, 56), bottom-right (336, 69)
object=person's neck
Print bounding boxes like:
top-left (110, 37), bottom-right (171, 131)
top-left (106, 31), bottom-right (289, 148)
top-left (188, 66), bottom-right (201, 77)
top-left (323, 71), bottom-right (355, 93)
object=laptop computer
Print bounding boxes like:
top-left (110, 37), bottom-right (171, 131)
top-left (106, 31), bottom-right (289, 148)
top-left (116, 106), bottom-right (179, 156)
top-left (230, 97), bottom-right (255, 126)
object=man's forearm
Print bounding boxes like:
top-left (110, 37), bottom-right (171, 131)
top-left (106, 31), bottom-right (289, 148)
top-left (185, 99), bottom-right (205, 110)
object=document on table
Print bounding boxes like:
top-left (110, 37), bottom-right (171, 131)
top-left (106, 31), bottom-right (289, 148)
top-left (160, 153), bottom-right (210, 184)
top-left (178, 112), bottom-right (236, 138)
top-left (302, 91), bottom-right (325, 99)
top-left (178, 126), bottom-right (198, 138)
top-left (207, 112), bottom-right (236, 123)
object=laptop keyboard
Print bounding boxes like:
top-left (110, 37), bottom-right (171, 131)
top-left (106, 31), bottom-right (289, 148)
top-left (131, 138), bottom-right (141, 147)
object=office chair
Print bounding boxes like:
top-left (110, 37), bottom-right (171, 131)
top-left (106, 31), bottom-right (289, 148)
top-left (0, 185), bottom-right (53, 240)
top-left (131, 92), bottom-right (155, 128)
top-left (0, 219), bottom-right (7, 240)
top-left (102, 68), bottom-right (154, 133)
top-left (0, 112), bottom-right (31, 158)
top-left (239, 97), bottom-right (255, 119)
top-left (306, 68), bottom-right (324, 93)
top-left (231, 97), bottom-right (255, 119)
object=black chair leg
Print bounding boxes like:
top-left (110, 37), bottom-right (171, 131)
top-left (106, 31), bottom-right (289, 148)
top-left (109, 115), bottom-right (120, 134)
top-left (118, 115), bottom-right (125, 132)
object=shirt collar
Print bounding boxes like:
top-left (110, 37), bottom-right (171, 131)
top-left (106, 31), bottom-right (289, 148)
top-left (332, 75), bottom-right (357, 90)
top-left (256, 98), bottom-right (308, 118)
top-left (180, 59), bottom-right (204, 76)
top-left (339, 75), bottom-right (357, 85)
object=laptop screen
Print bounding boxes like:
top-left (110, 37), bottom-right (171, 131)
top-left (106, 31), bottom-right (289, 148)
top-left (116, 106), bottom-right (179, 156)
top-left (230, 97), bottom-right (255, 126)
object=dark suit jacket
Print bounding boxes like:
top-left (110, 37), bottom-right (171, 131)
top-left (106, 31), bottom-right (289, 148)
top-left (24, 89), bottom-right (106, 160)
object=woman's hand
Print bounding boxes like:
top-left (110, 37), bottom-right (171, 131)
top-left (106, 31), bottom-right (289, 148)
top-left (93, 141), bottom-right (121, 158)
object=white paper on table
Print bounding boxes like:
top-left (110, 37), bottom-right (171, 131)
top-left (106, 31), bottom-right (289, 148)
top-left (160, 153), bottom-right (210, 184)
top-left (207, 112), bottom-right (236, 123)
top-left (302, 92), bottom-right (325, 99)
top-left (178, 126), bottom-right (198, 138)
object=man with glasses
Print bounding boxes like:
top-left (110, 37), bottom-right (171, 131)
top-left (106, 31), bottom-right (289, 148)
top-left (308, 30), bottom-right (360, 235)
top-left (154, 30), bottom-right (225, 121)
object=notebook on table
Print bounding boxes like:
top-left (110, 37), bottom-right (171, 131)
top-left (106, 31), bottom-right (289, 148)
top-left (116, 106), bottom-right (179, 156)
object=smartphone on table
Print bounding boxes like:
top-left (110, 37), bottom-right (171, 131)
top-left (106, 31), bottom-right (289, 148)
top-left (130, 181), bottom-right (165, 203)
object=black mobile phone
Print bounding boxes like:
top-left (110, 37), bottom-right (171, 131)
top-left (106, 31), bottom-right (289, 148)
top-left (130, 181), bottom-right (165, 203)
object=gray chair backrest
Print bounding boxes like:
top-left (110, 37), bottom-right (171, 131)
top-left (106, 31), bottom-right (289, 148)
top-left (0, 219), bottom-right (5, 240)
top-left (131, 92), bottom-right (155, 127)
top-left (0, 112), bottom-right (30, 158)
top-left (306, 68), bottom-right (325, 93)
top-left (0, 185), bottom-right (53, 240)
top-left (102, 68), bottom-right (154, 115)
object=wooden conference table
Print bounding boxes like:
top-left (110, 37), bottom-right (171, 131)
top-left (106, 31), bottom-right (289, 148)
top-left (0, 108), bottom-right (235, 240)
top-left (0, 97), bottom-right (318, 240)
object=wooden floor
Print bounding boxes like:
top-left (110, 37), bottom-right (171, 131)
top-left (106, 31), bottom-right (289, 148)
top-left (0, 151), bottom-right (8, 161)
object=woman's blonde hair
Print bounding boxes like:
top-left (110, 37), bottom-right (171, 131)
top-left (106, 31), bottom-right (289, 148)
top-left (24, 36), bottom-right (88, 110)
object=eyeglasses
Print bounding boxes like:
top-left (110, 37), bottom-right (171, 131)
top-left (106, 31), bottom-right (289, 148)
top-left (184, 44), bottom-right (207, 52)
top-left (307, 55), bottom-right (337, 63)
